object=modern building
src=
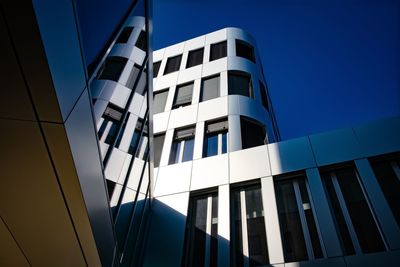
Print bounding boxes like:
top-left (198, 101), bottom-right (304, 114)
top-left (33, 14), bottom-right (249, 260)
top-left (0, 0), bottom-right (153, 266)
top-left (142, 28), bottom-right (400, 267)
top-left (1, 1), bottom-right (400, 267)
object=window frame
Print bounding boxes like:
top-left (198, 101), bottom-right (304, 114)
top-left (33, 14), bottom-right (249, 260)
top-left (210, 41), bottom-right (227, 61)
top-left (235, 39), bottom-right (256, 63)
top-left (228, 70), bottom-right (254, 98)
top-left (169, 126), bottom-right (196, 165)
top-left (172, 82), bottom-right (194, 109)
top-left (186, 47), bottom-right (204, 68)
top-left (153, 89), bottom-right (169, 114)
top-left (200, 74), bottom-right (220, 102)
top-left (164, 54), bottom-right (182, 75)
top-left (203, 119), bottom-right (228, 158)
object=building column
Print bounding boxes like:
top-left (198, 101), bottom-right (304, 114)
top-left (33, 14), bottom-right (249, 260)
top-left (355, 159), bottom-right (400, 250)
top-left (218, 184), bottom-right (230, 267)
top-left (261, 176), bottom-right (284, 264)
top-left (306, 168), bottom-right (343, 257)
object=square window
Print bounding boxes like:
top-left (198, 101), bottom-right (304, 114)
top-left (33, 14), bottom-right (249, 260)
top-left (210, 41), bottom-right (227, 61)
top-left (172, 82), bottom-right (193, 109)
top-left (164, 55), bottom-right (182, 75)
top-left (236, 39), bottom-right (255, 63)
top-left (116, 27), bottom-right (133, 44)
top-left (186, 48), bottom-right (204, 68)
top-left (200, 75), bottom-right (220, 102)
top-left (228, 71), bottom-right (253, 98)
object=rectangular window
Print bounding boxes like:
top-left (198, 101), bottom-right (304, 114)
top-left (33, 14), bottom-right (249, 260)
top-left (97, 57), bottom-right (127, 82)
top-left (169, 127), bottom-right (195, 164)
top-left (203, 119), bottom-right (228, 157)
top-left (240, 117), bottom-right (265, 149)
top-left (231, 184), bottom-right (269, 267)
top-left (135, 31), bottom-right (147, 51)
top-left (183, 192), bottom-right (218, 267)
top-left (153, 89), bottom-right (169, 114)
top-left (127, 118), bottom-right (144, 156)
top-left (106, 179), bottom-right (116, 199)
top-left (125, 64), bottom-right (141, 89)
top-left (164, 54), bottom-right (182, 75)
top-left (153, 61), bottom-right (161, 78)
top-left (154, 134), bottom-right (165, 168)
top-left (228, 71), bottom-right (253, 98)
top-left (259, 82), bottom-right (269, 111)
top-left (172, 83), bottom-right (193, 109)
top-left (98, 104), bottom-right (124, 145)
top-left (201, 75), bottom-right (220, 102)
top-left (275, 175), bottom-right (324, 262)
top-left (116, 27), bottom-right (133, 44)
top-left (370, 157), bottom-right (400, 227)
top-left (321, 167), bottom-right (386, 255)
top-left (236, 39), bottom-right (256, 63)
top-left (210, 41), bottom-right (227, 61)
top-left (186, 48), bottom-right (204, 68)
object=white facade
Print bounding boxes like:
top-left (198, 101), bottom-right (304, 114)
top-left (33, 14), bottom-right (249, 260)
top-left (143, 28), bottom-right (400, 267)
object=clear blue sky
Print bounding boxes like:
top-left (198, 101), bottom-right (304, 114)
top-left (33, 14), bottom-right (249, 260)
top-left (153, 0), bottom-right (400, 140)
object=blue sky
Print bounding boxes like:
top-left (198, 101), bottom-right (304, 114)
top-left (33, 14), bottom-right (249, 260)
top-left (153, 0), bottom-right (400, 140)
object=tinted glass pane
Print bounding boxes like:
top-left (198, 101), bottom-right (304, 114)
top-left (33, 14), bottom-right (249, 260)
top-left (135, 72), bottom-right (147, 95)
top-left (105, 122), bottom-right (118, 145)
top-left (298, 179), bottom-right (323, 258)
top-left (173, 83), bottom-right (193, 108)
top-left (201, 76), bottom-right (220, 102)
top-left (222, 132), bottom-right (227, 154)
top-left (98, 57), bottom-right (127, 82)
top-left (241, 117), bottom-right (265, 149)
top-left (228, 72), bottom-right (252, 97)
top-left (236, 39), bottom-right (255, 62)
top-left (210, 41), bottom-right (227, 61)
top-left (182, 138), bottom-right (194, 162)
top-left (259, 82), bottom-right (269, 111)
top-left (335, 168), bottom-right (385, 253)
top-left (245, 187), bottom-right (269, 266)
top-left (232, 190), bottom-right (244, 266)
top-left (98, 118), bottom-right (110, 140)
top-left (153, 90), bottom-right (169, 114)
top-left (164, 55), bottom-right (182, 74)
top-left (106, 179), bottom-right (116, 198)
top-left (211, 195), bottom-right (218, 267)
top-left (125, 64), bottom-right (140, 89)
top-left (128, 131), bottom-right (140, 155)
top-left (154, 134), bottom-right (165, 167)
top-left (153, 61), bottom-right (161, 77)
top-left (116, 26), bottom-right (133, 43)
top-left (169, 141), bottom-right (181, 164)
top-left (187, 48), bottom-right (204, 68)
top-left (371, 159), bottom-right (400, 227)
top-left (135, 31), bottom-right (147, 51)
top-left (322, 173), bottom-right (355, 255)
top-left (204, 133), bottom-right (218, 157)
top-left (275, 180), bottom-right (308, 262)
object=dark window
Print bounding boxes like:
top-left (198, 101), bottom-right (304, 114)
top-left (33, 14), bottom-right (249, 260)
top-left (153, 61), bottom-right (161, 78)
top-left (172, 83), bottom-right (193, 109)
top-left (128, 118), bottom-right (144, 155)
top-left (203, 119), bottom-right (228, 157)
top-left (275, 175), bottom-right (324, 262)
top-left (240, 117), bottom-right (265, 149)
top-left (135, 31), bottom-right (147, 51)
top-left (116, 27), bottom-right (133, 43)
top-left (97, 57), bottom-right (127, 82)
top-left (321, 167), bottom-right (386, 255)
top-left (231, 184), bottom-right (269, 266)
top-left (153, 90), bottom-right (169, 114)
top-left (169, 127), bottom-right (195, 164)
top-left (236, 39), bottom-right (255, 63)
top-left (259, 82), bottom-right (270, 111)
top-left (164, 55), bottom-right (182, 75)
top-left (106, 179), bottom-right (116, 198)
top-left (99, 104), bottom-right (124, 145)
top-left (186, 48), bottom-right (204, 68)
top-left (210, 41), bottom-right (227, 61)
top-left (135, 71), bottom-right (147, 96)
top-left (370, 157), bottom-right (400, 227)
top-left (154, 134), bottom-right (165, 168)
top-left (228, 71), bottom-right (253, 98)
top-left (183, 192), bottom-right (218, 267)
top-left (125, 64), bottom-right (141, 89)
top-left (201, 75), bottom-right (220, 102)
